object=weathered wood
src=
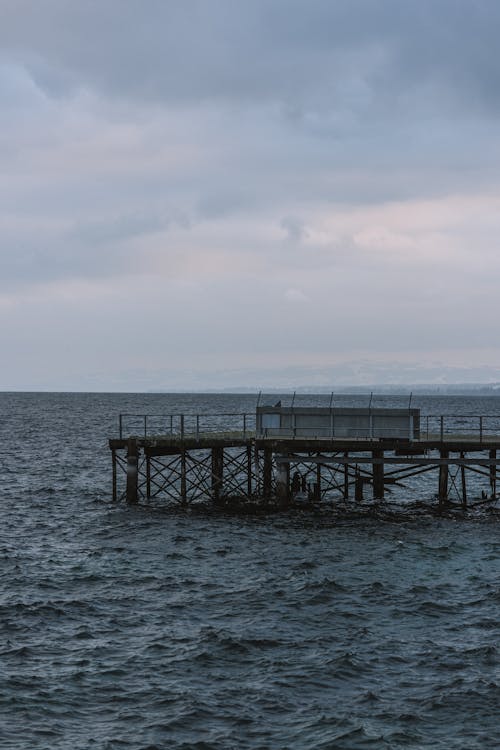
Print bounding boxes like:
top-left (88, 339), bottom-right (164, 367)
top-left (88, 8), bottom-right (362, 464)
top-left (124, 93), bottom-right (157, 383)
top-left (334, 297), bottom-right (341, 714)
top-left (146, 454), bottom-right (151, 499)
top-left (110, 435), bottom-right (500, 454)
top-left (344, 452), bottom-right (349, 499)
top-left (254, 444), bottom-right (261, 496)
top-left (112, 448), bottom-right (117, 502)
top-left (126, 438), bottom-right (138, 504)
top-left (372, 449), bottom-right (384, 500)
top-left (274, 455), bottom-right (500, 467)
top-left (180, 449), bottom-right (187, 505)
top-left (211, 446), bottom-right (224, 502)
top-left (490, 449), bottom-right (497, 498)
top-left (460, 452), bottom-right (467, 509)
top-left (246, 444), bottom-right (253, 498)
top-left (438, 449), bottom-right (449, 504)
top-left (263, 446), bottom-right (273, 499)
top-left (355, 467), bottom-right (363, 502)
top-left (275, 456), bottom-right (290, 506)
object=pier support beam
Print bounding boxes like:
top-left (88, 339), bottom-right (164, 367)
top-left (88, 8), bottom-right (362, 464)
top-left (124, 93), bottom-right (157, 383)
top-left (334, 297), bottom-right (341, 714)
top-left (211, 446), bottom-right (224, 503)
top-left (126, 438), bottom-right (139, 504)
top-left (263, 447), bottom-right (273, 499)
top-left (146, 454), bottom-right (151, 499)
top-left (438, 449), bottom-right (449, 505)
top-left (180, 449), bottom-right (187, 506)
top-left (247, 445), bottom-right (253, 498)
top-left (344, 453), bottom-right (349, 500)
top-left (355, 466), bottom-right (363, 502)
top-left (275, 457), bottom-right (290, 507)
top-left (490, 449), bottom-right (497, 498)
top-left (254, 444), bottom-right (260, 496)
top-left (460, 452), bottom-right (467, 510)
top-left (372, 449), bottom-right (384, 500)
top-left (112, 448), bottom-right (117, 502)
top-left (315, 462), bottom-right (322, 503)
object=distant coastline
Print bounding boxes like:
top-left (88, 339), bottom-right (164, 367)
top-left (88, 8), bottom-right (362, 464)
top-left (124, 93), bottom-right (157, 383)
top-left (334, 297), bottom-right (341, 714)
top-left (146, 383), bottom-right (500, 396)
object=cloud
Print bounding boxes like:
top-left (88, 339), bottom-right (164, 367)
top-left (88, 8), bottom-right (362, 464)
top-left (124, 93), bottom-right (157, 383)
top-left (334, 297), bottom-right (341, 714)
top-left (284, 288), bottom-right (309, 303)
top-left (3, 1), bottom-right (500, 113)
top-left (2, 1), bottom-right (500, 387)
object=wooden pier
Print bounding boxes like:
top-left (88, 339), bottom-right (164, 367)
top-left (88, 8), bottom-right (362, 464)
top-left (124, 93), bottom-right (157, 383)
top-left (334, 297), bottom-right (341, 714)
top-left (109, 412), bottom-right (500, 511)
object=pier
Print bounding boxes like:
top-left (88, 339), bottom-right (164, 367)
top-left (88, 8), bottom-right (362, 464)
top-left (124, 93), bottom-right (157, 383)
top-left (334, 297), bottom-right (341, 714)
top-left (109, 410), bottom-right (500, 511)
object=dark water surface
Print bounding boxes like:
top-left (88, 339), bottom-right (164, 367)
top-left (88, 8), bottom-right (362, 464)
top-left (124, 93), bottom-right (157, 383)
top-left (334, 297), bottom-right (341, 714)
top-left (2, 392), bottom-right (500, 749)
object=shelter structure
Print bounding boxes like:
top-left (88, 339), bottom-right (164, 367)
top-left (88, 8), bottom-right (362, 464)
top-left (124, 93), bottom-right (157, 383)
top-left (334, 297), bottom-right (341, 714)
top-left (256, 405), bottom-right (420, 440)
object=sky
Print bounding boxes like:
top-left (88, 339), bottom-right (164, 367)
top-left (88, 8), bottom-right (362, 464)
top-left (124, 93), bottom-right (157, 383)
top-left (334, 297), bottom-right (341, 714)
top-left (2, 0), bottom-right (500, 390)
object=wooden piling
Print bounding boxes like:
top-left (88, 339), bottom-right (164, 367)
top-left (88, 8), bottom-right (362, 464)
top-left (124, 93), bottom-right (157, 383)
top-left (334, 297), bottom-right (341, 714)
top-left (438, 449), bottom-right (449, 505)
top-left (460, 451), bottom-right (467, 510)
top-left (180, 449), bottom-right (187, 505)
top-left (372, 449), bottom-right (384, 500)
top-left (146, 454), bottom-right (151, 499)
top-left (344, 452), bottom-right (349, 500)
top-left (246, 445), bottom-right (253, 498)
top-left (490, 449), bottom-right (497, 498)
top-left (275, 457), bottom-right (290, 506)
top-left (355, 466), bottom-right (363, 502)
top-left (254, 444), bottom-right (261, 496)
top-left (112, 448), bottom-right (117, 502)
top-left (126, 438), bottom-right (138, 504)
top-left (263, 447), bottom-right (273, 499)
top-left (211, 446), bottom-right (224, 503)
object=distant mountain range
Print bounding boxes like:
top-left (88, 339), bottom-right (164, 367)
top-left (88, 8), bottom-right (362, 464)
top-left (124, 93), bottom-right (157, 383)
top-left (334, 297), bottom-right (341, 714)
top-left (147, 383), bottom-right (500, 395)
top-left (9, 361), bottom-right (500, 393)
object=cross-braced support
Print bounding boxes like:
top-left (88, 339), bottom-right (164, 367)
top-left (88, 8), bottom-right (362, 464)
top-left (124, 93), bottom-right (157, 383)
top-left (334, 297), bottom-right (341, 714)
top-left (109, 437), bottom-right (500, 511)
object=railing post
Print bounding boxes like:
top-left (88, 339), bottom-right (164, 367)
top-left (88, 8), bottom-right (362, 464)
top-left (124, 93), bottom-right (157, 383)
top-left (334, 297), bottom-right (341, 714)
top-left (180, 414), bottom-right (185, 439)
top-left (243, 413), bottom-right (247, 437)
top-left (440, 415), bottom-right (444, 442)
top-left (170, 415), bottom-right (173, 434)
top-left (480, 416), bottom-right (483, 444)
top-left (196, 415), bottom-right (200, 441)
top-left (119, 414), bottom-right (123, 440)
top-left (144, 415), bottom-right (147, 438)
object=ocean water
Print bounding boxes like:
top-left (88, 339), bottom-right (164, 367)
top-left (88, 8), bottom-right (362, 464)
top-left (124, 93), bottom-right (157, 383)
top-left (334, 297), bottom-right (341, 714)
top-left (2, 392), bottom-right (500, 749)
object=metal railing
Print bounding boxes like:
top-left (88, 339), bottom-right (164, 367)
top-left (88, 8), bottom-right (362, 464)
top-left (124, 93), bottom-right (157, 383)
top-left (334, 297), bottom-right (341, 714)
top-left (422, 414), bottom-right (500, 443)
top-left (118, 412), bottom-right (500, 444)
top-left (118, 412), bottom-right (256, 440)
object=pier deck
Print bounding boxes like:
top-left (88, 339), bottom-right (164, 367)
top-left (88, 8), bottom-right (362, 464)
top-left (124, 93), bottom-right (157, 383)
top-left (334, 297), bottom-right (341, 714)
top-left (109, 412), bottom-right (500, 510)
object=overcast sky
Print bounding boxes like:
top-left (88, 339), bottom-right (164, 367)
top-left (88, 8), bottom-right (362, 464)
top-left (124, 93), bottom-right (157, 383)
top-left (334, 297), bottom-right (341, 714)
top-left (2, 0), bottom-right (500, 390)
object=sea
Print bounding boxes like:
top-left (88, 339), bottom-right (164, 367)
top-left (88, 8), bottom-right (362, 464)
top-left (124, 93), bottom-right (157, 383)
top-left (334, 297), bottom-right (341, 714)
top-left (2, 391), bottom-right (500, 750)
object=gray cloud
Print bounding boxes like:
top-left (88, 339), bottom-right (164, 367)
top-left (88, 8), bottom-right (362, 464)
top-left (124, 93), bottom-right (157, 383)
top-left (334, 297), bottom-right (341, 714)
top-left (2, 1), bottom-right (500, 388)
top-left (2, 0), bottom-right (500, 114)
